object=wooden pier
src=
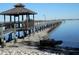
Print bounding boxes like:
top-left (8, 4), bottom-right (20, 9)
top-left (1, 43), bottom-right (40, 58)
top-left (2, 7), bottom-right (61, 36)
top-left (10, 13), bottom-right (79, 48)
top-left (0, 3), bottom-right (62, 47)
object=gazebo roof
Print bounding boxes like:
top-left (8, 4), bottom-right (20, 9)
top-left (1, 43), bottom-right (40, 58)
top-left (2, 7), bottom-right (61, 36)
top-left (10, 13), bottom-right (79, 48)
top-left (0, 3), bottom-right (37, 15)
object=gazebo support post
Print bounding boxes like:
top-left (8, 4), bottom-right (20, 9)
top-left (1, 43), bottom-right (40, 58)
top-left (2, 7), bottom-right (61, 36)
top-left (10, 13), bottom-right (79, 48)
top-left (22, 15), bottom-right (24, 40)
top-left (28, 15), bottom-right (31, 35)
top-left (4, 15), bottom-right (5, 24)
top-left (18, 15), bottom-right (20, 38)
top-left (26, 15), bottom-right (28, 32)
top-left (25, 15), bottom-right (28, 37)
top-left (33, 14), bottom-right (35, 34)
top-left (14, 16), bottom-right (17, 43)
top-left (10, 15), bottom-right (11, 22)
top-left (10, 15), bottom-right (12, 29)
top-left (22, 15), bottom-right (24, 28)
top-left (18, 15), bottom-right (20, 28)
top-left (26, 14), bottom-right (31, 44)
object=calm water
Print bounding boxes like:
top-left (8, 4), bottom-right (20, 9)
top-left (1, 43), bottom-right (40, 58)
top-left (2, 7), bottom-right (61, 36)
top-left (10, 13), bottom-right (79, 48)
top-left (48, 20), bottom-right (79, 48)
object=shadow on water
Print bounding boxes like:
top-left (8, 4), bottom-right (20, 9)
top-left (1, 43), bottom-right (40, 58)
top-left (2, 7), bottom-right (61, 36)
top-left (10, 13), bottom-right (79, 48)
top-left (34, 38), bottom-right (79, 55)
top-left (37, 44), bottom-right (79, 55)
top-left (36, 39), bottom-right (64, 55)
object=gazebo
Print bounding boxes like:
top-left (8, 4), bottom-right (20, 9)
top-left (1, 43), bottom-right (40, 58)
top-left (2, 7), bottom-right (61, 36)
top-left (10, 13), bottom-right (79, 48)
top-left (0, 3), bottom-right (37, 29)
top-left (0, 3), bottom-right (37, 43)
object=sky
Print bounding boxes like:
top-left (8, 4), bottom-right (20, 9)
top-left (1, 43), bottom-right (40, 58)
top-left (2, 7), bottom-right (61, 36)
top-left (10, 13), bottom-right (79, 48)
top-left (0, 3), bottom-right (79, 22)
